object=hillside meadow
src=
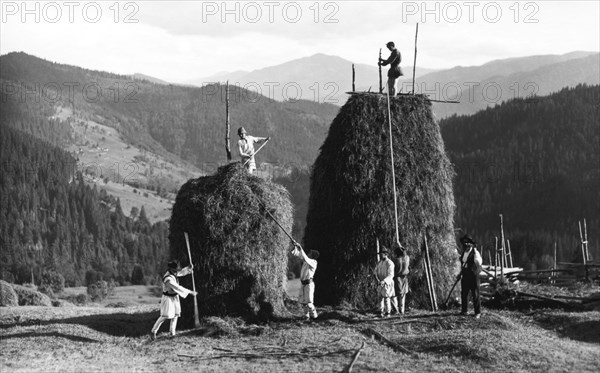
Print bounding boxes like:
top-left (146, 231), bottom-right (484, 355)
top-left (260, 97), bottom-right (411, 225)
top-left (1, 283), bottom-right (599, 372)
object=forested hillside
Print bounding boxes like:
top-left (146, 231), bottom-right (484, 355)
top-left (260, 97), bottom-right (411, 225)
top-left (441, 84), bottom-right (599, 268)
top-left (0, 52), bottom-right (339, 170)
top-left (0, 125), bottom-right (170, 286)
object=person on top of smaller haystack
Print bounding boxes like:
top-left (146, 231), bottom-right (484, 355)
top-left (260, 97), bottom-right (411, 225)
top-left (291, 242), bottom-right (319, 321)
top-left (458, 234), bottom-right (483, 319)
top-left (374, 246), bottom-right (395, 318)
top-left (391, 242), bottom-right (410, 315)
top-left (150, 260), bottom-right (197, 340)
top-left (238, 126), bottom-right (270, 174)
top-left (378, 41), bottom-right (403, 96)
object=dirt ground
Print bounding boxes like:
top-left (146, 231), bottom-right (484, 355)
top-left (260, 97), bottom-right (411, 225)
top-left (1, 298), bottom-right (599, 373)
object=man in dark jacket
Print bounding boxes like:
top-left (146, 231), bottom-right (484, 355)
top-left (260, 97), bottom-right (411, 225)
top-left (379, 41), bottom-right (403, 96)
top-left (458, 234), bottom-right (483, 318)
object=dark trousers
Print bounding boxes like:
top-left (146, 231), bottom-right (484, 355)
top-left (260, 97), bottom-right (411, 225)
top-left (460, 274), bottom-right (481, 314)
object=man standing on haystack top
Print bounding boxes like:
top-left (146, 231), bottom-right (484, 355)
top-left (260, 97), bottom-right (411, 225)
top-left (458, 234), bottom-right (483, 319)
top-left (238, 127), bottom-right (270, 174)
top-left (374, 247), bottom-right (395, 318)
top-left (391, 243), bottom-right (410, 315)
top-left (292, 242), bottom-right (319, 321)
top-left (150, 260), bottom-right (197, 340)
top-left (378, 41), bottom-right (403, 96)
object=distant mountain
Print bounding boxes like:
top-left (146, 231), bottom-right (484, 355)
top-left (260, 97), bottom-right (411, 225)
top-left (189, 53), bottom-right (437, 104)
top-left (0, 52), bottom-right (339, 171)
top-left (418, 52), bottom-right (600, 118)
top-left (132, 73), bottom-right (170, 85)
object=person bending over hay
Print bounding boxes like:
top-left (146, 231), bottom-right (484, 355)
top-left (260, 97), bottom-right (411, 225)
top-left (374, 247), bottom-right (395, 317)
top-left (292, 242), bottom-right (319, 321)
top-left (151, 260), bottom-right (197, 340)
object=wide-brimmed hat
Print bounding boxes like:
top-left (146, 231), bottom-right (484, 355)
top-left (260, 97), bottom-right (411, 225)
top-left (238, 127), bottom-right (246, 135)
top-left (460, 234), bottom-right (476, 245)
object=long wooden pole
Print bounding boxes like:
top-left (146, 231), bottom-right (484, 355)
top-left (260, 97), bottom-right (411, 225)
top-left (424, 233), bottom-right (437, 311)
top-left (499, 214), bottom-right (505, 277)
top-left (378, 49), bottom-right (383, 93)
top-left (352, 64), bottom-right (356, 92)
top-left (507, 240), bottom-right (513, 268)
top-left (584, 218), bottom-right (589, 262)
top-left (376, 238), bottom-right (380, 263)
top-left (385, 90), bottom-right (400, 245)
top-left (494, 237), bottom-right (498, 279)
top-left (579, 221), bottom-right (586, 265)
top-left (423, 246), bottom-right (435, 311)
top-left (183, 232), bottom-right (200, 328)
top-left (412, 23), bottom-right (419, 94)
top-left (552, 241), bottom-right (557, 285)
top-left (225, 81), bottom-right (231, 161)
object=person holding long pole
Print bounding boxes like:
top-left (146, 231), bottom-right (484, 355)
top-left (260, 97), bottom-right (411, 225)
top-left (291, 242), bottom-right (319, 322)
top-left (150, 260), bottom-right (197, 340)
top-left (238, 126), bottom-right (270, 174)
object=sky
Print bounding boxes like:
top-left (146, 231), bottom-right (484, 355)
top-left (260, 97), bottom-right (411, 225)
top-left (1, 0), bottom-right (598, 84)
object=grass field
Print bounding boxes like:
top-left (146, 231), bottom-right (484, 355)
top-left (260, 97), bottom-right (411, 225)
top-left (1, 284), bottom-right (599, 372)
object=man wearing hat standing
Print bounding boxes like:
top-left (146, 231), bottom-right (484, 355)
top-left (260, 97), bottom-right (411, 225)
top-left (374, 247), bottom-right (395, 318)
top-left (378, 41), bottom-right (403, 96)
top-left (238, 127), bottom-right (270, 174)
top-left (458, 235), bottom-right (483, 318)
top-left (150, 260), bottom-right (197, 340)
top-left (391, 243), bottom-right (410, 315)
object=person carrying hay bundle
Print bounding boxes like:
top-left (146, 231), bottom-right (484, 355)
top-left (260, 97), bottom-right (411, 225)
top-left (391, 243), bottom-right (410, 315)
top-left (150, 260), bottom-right (197, 340)
top-left (291, 242), bottom-right (319, 321)
top-left (378, 41), bottom-right (403, 96)
top-left (374, 247), bottom-right (395, 318)
top-left (458, 234), bottom-right (483, 319)
top-left (237, 126), bottom-right (270, 174)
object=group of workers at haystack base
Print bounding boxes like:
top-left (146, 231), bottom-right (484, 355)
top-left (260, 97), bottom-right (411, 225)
top-left (150, 234), bottom-right (483, 339)
top-left (149, 41), bottom-right (483, 339)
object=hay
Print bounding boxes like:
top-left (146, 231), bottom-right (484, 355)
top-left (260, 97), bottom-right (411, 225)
top-left (12, 284), bottom-right (53, 306)
top-left (0, 280), bottom-right (18, 307)
top-left (169, 162), bottom-right (293, 324)
top-left (304, 93), bottom-right (457, 308)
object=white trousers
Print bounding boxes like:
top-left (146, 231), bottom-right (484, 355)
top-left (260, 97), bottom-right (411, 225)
top-left (151, 316), bottom-right (178, 336)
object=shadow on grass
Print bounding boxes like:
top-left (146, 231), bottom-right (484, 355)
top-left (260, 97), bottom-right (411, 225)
top-left (2, 331), bottom-right (100, 343)
top-left (534, 313), bottom-right (600, 344)
top-left (0, 310), bottom-right (159, 337)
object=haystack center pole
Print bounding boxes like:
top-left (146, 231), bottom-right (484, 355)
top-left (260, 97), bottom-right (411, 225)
top-left (352, 64), bottom-right (356, 92)
top-left (378, 49), bottom-right (383, 93)
top-left (412, 23), bottom-right (419, 94)
top-left (385, 89), bottom-right (400, 245)
top-left (225, 81), bottom-right (232, 161)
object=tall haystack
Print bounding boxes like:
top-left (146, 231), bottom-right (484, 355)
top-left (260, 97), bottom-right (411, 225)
top-left (169, 163), bottom-right (292, 324)
top-left (304, 93), bottom-right (457, 308)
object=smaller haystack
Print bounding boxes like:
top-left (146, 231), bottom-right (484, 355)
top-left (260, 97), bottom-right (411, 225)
top-left (169, 163), bottom-right (293, 324)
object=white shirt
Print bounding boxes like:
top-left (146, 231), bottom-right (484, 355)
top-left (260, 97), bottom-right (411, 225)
top-left (292, 247), bottom-right (317, 281)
